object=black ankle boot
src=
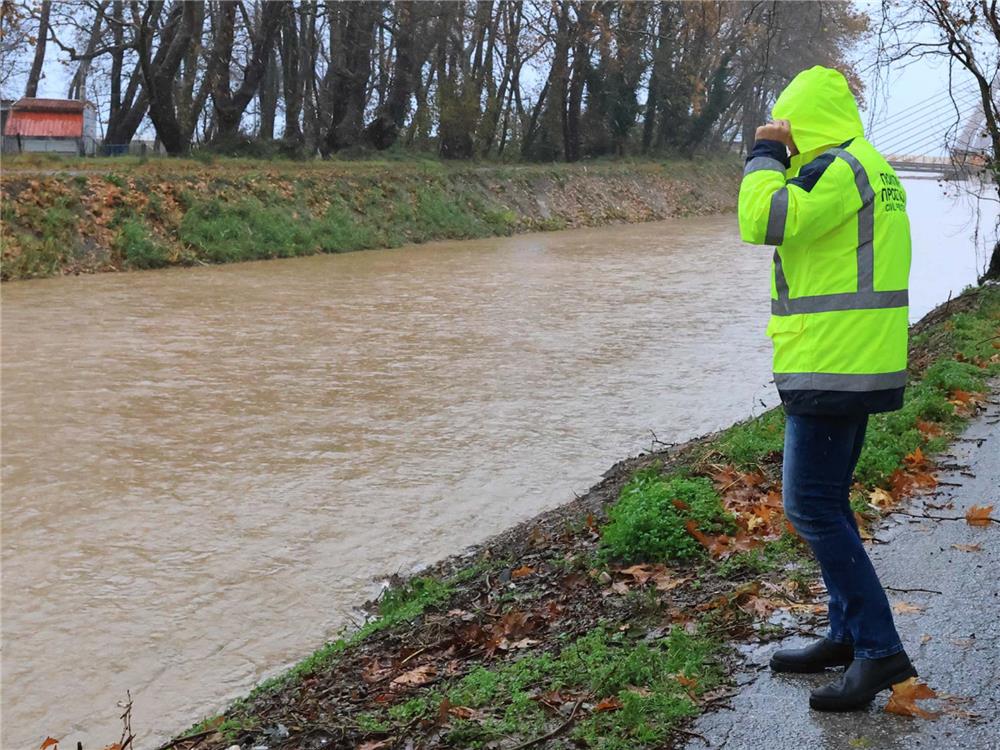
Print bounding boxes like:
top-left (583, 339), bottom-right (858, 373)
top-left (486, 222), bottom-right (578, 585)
top-left (810, 650), bottom-right (917, 711)
top-left (770, 638), bottom-right (854, 673)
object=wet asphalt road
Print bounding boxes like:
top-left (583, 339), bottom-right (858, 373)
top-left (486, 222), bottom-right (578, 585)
top-left (685, 385), bottom-right (1000, 750)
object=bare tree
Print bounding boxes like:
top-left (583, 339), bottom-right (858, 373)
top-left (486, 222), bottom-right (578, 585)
top-left (209, 0), bottom-right (283, 140)
top-left (24, 0), bottom-right (51, 96)
top-left (873, 0), bottom-right (1000, 281)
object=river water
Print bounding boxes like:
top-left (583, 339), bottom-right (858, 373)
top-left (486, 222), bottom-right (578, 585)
top-left (1, 176), bottom-right (994, 749)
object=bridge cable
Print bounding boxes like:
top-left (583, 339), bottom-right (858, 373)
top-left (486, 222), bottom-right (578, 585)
top-left (868, 89), bottom-right (982, 143)
top-left (874, 95), bottom-right (985, 151)
top-left (867, 81), bottom-right (979, 129)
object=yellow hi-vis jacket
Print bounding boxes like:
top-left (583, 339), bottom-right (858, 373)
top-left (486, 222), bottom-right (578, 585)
top-left (739, 66), bottom-right (912, 416)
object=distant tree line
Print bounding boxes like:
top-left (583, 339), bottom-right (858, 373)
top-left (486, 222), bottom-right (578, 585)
top-left (0, 1), bottom-right (868, 159)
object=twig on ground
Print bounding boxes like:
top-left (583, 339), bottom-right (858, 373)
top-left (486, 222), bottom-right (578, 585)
top-left (885, 585), bottom-right (943, 595)
top-left (674, 726), bottom-right (711, 745)
top-left (888, 510), bottom-right (998, 524)
top-left (511, 700), bottom-right (583, 750)
top-left (118, 691), bottom-right (135, 750)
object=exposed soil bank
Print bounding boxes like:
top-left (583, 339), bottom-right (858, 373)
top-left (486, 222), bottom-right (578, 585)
top-left (159, 284), bottom-right (999, 750)
top-left (0, 157), bottom-right (740, 281)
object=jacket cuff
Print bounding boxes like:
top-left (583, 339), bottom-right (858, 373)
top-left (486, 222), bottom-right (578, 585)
top-left (746, 139), bottom-right (790, 168)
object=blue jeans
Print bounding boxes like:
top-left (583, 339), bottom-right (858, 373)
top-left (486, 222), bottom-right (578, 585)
top-left (783, 413), bottom-right (904, 659)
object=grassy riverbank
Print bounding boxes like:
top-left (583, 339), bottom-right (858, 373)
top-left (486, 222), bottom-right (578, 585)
top-left (164, 284), bottom-right (1000, 750)
top-left (0, 155), bottom-right (739, 281)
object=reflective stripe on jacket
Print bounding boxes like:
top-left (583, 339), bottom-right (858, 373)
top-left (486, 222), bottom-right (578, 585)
top-left (738, 67), bottom-right (912, 416)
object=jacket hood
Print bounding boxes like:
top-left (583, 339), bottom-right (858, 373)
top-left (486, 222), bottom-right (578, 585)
top-left (771, 66), bottom-right (864, 155)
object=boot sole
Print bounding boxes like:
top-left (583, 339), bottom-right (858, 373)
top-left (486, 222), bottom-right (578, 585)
top-left (809, 665), bottom-right (919, 711)
top-left (770, 656), bottom-right (853, 674)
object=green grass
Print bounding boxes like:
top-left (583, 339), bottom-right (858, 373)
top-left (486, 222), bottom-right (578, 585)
top-left (113, 218), bottom-right (169, 268)
top-left (2, 157), bottom-right (741, 279)
top-left (599, 473), bottom-right (734, 563)
top-left (596, 286), bottom-right (999, 599)
top-left (855, 357), bottom-right (991, 487)
top-left (715, 408), bottom-right (786, 469)
top-left (393, 625), bottom-right (722, 749)
top-left (178, 197), bottom-right (320, 262)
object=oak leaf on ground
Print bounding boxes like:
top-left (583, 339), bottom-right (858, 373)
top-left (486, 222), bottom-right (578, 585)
top-left (391, 664), bottom-right (437, 686)
top-left (884, 677), bottom-right (940, 719)
top-left (594, 696), bottom-right (623, 712)
top-left (965, 504), bottom-right (994, 527)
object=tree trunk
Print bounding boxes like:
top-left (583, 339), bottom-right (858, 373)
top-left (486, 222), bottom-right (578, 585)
top-left (364, 0), bottom-right (414, 149)
top-left (259, 45), bottom-right (279, 139)
top-left (281, 1), bottom-right (303, 144)
top-left (981, 239), bottom-right (1000, 283)
top-left (565, 5), bottom-right (591, 163)
top-left (323, 0), bottom-right (377, 154)
top-left (524, 0), bottom-right (569, 161)
top-left (137, 1), bottom-right (198, 155)
top-left (67, 1), bottom-right (109, 100)
top-left (211, 0), bottom-right (284, 140)
top-left (105, 1), bottom-right (152, 147)
top-left (300, 1), bottom-right (320, 153)
top-left (25, 0), bottom-right (52, 97)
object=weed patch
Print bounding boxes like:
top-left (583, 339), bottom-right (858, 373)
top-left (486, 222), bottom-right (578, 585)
top-left (600, 473), bottom-right (734, 563)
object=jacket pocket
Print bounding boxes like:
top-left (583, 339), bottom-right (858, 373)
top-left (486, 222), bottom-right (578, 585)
top-left (766, 312), bottom-right (805, 340)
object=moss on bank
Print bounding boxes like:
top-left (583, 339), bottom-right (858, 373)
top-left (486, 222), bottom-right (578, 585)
top-left (0, 156), bottom-right (740, 281)
top-left (167, 284), bottom-right (999, 750)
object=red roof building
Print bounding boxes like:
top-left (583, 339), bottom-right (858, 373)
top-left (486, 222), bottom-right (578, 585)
top-left (2, 98), bottom-right (98, 155)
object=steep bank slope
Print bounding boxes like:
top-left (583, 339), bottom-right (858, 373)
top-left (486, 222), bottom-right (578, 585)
top-left (160, 285), bottom-right (999, 750)
top-left (0, 157), bottom-right (740, 281)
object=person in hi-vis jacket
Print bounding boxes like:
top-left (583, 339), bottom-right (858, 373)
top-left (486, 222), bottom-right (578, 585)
top-left (739, 66), bottom-right (916, 712)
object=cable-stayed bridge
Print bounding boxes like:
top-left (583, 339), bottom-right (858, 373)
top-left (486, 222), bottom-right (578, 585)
top-left (868, 81), bottom-right (994, 179)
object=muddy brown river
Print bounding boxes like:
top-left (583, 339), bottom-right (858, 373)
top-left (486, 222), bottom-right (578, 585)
top-left (1, 177), bottom-right (994, 749)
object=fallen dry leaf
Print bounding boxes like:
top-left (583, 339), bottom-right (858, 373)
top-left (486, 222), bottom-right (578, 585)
top-left (511, 565), bottom-right (535, 579)
top-left (884, 677), bottom-right (940, 719)
top-left (509, 637), bottom-right (540, 649)
top-left (39, 740), bottom-right (59, 750)
top-left (448, 705), bottom-right (482, 720)
top-left (951, 543), bottom-right (982, 552)
top-left (357, 740), bottom-right (394, 750)
top-left (965, 504), bottom-right (994, 527)
top-left (892, 601), bottom-right (924, 615)
top-left (869, 487), bottom-right (895, 508)
top-left (392, 664), bottom-right (437, 686)
top-left (619, 564), bottom-right (655, 585)
top-left (594, 696), bottom-right (623, 712)
top-left (916, 420), bottom-right (943, 438)
top-left (675, 674), bottom-right (698, 690)
top-left (651, 568), bottom-right (688, 591)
